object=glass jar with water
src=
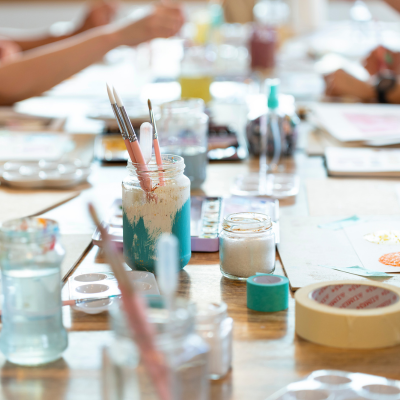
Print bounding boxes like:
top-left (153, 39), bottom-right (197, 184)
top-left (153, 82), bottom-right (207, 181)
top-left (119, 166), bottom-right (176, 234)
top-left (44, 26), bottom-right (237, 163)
top-left (103, 297), bottom-right (210, 400)
top-left (158, 99), bottom-right (209, 189)
top-left (0, 217), bottom-right (68, 366)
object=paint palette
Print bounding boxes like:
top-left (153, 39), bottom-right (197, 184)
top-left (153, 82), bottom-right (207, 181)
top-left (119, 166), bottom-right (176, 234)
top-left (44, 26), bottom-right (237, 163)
top-left (92, 197), bottom-right (280, 252)
top-left (266, 370), bottom-right (400, 400)
top-left (68, 270), bottom-right (159, 314)
top-left (0, 160), bottom-right (91, 189)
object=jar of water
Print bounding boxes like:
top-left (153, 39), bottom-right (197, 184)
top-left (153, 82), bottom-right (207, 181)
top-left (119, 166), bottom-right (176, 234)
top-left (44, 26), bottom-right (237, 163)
top-left (103, 298), bottom-right (210, 400)
top-left (158, 99), bottom-right (209, 189)
top-left (0, 218), bottom-right (68, 366)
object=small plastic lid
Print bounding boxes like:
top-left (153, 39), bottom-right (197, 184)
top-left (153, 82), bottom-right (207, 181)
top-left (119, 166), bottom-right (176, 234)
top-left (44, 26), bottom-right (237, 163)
top-left (267, 79), bottom-right (280, 109)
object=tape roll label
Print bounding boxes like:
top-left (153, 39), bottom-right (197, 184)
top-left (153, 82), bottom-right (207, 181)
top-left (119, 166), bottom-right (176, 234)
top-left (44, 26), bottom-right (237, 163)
top-left (310, 284), bottom-right (399, 310)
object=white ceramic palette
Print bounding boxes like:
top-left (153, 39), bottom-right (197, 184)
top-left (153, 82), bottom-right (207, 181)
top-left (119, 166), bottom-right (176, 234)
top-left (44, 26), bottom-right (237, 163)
top-left (267, 369), bottom-right (400, 400)
top-left (0, 160), bottom-right (91, 189)
top-left (68, 270), bottom-right (159, 314)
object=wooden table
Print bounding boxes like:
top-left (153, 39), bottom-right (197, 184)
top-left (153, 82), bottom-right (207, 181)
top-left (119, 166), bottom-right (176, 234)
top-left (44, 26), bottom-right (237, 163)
top-left (2, 149), bottom-right (400, 400)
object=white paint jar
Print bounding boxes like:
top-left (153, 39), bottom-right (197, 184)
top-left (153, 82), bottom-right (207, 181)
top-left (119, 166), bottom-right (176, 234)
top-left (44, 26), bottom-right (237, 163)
top-left (219, 212), bottom-right (275, 280)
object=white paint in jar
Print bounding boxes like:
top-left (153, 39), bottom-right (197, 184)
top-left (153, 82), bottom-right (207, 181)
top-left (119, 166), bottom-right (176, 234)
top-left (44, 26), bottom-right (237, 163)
top-left (219, 212), bottom-right (275, 280)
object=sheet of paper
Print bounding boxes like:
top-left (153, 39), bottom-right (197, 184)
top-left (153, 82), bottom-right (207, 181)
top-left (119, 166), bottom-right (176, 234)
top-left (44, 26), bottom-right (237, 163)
top-left (60, 234), bottom-right (93, 281)
top-left (313, 103), bottom-right (400, 142)
top-left (321, 265), bottom-right (392, 277)
top-left (325, 147), bottom-right (400, 176)
top-left (0, 187), bottom-right (79, 223)
top-left (306, 179), bottom-right (400, 216)
top-left (344, 219), bottom-right (400, 273)
top-left (278, 216), bottom-right (400, 290)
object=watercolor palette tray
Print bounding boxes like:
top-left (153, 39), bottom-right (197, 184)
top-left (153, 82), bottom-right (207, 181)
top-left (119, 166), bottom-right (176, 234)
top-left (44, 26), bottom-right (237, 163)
top-left (68, 270), bottom-right (159, 314)
top-left (266, 369), bottom-right (400, 400)
top-left (92, 197), bottom-right (279, 252)
top-left (0, 160), bottom-right (91, 189)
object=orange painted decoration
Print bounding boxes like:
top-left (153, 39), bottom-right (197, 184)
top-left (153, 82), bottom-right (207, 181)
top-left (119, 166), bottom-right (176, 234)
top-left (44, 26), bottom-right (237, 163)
top-left (379, 252), bottom-right (400, 267)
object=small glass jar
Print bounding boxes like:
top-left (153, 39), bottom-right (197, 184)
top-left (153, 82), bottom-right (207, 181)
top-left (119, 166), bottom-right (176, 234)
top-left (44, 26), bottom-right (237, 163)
top-left (196, 302), bottom-right (233, 380)
top-left (158, 99), bottom-right (209, 189)
top-left (103, 298), bottom-right (210, 400)
top-left (0, 218), bottom-right (68, 366)
top-left (219, 212), bottom-right (275, 280)
top-left (122, 154), bottom-right (191, 272)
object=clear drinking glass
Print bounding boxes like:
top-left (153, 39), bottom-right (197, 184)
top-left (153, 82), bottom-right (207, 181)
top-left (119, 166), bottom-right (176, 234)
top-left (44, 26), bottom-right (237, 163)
top-left (122, 154), bottom-right (191, 272)
top-left (0, 218), bottom-right (68, 366)
top-left (103, 297), bottom-right (210, 400)
top-left (219, 212), bottom-right (275, 280)
top-left (158, 99), bottom-right (209, 189)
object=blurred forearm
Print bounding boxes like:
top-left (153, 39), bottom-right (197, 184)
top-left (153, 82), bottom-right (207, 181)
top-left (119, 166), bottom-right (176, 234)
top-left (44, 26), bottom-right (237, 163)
top-left (383, 0), bottom-right (400, 14)
top-left (0, 26), bottom-right (119, 105)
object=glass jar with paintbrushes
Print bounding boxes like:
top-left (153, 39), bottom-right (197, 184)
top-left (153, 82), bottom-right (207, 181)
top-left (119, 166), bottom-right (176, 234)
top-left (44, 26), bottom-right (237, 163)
top-left (105, 85), bottom-right (191, 273)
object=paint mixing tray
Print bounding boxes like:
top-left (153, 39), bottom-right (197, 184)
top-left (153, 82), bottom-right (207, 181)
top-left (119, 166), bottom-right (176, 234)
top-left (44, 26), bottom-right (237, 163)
top-left (68, 270), bottom-right (159, 314)
top-left (266, 370), bottom-right (400, 400)
top-left (0, 160), bottom-right (91, 189)
top-left (92, 197), bottom-right (280, 252)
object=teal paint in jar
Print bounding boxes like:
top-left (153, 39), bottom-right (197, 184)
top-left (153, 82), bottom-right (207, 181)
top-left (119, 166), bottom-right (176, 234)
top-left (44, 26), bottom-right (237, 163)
top-left (123, 154), bottom-right (191, 272)
top-left (0, 218), bottom-right (68, 366)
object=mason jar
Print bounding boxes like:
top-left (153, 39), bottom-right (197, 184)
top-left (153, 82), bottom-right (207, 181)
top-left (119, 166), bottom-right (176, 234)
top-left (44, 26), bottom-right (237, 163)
top-left (219, 212), bottom-right (275, 280)
top-left (103, 298), bottom-right (210, 400)
top-left (195, 302), bottom-right (233, 380)
top-left (122, 154), bottom-right (191, 272)
top-left (0, 217), bottom-right (68, 366)
top-left (158, 99), bottom-right (209, 189)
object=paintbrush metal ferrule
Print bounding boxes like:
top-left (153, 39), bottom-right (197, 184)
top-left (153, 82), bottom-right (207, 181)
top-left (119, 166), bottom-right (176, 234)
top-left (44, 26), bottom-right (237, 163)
top-left (148, 100), bottom-right (158, 140)
top-left (111, 103), bottom-right (128, 137)
top-left (119, 106), bottom-right (138, 142)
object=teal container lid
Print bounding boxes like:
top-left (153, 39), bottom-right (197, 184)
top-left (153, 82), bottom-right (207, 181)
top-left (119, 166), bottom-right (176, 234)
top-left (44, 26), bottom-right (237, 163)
top-left (247, 274), bottom-right (289, 312)
top-left (267, 79), bottom-right (280, 110)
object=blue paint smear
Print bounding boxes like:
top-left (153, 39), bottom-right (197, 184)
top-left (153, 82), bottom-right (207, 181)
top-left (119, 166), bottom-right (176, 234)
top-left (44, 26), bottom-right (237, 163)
top-left (123, 198), bottom-right (191, 272)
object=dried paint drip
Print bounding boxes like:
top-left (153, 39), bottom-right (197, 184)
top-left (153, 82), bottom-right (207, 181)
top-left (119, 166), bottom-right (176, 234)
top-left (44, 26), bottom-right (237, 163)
top-left (379, 252), bottom-right (400, 267)
top-left (364, 230), bottom-right (400, 245)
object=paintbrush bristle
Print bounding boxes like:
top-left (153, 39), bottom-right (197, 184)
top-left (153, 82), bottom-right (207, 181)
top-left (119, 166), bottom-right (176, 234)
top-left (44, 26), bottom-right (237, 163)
top-left (113, 86), bottom-right (124, 108)
top-left (148, 99), bottom-right (152, 111)
top-left (106, 83), bottom-right (116, 105)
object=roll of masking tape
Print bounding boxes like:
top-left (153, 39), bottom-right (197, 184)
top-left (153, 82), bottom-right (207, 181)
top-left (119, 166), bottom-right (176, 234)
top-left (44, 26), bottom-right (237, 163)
top-left (247, 274), bottom-right (289, 312)
top-left (295, 280), bottom-right (400, 349)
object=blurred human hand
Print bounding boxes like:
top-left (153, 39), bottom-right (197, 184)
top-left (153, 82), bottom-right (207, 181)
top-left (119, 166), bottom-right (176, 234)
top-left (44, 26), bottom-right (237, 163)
top-left (364, 46), bottom-right (400, 76)
top-left (77, 1), bottom-right (119, 33)
top-left (324, 69), bottom-right (376, 102)
top-left (0, 39), bottom-right (21, 63)
top-left (117, 4), bottom-right (185, 46)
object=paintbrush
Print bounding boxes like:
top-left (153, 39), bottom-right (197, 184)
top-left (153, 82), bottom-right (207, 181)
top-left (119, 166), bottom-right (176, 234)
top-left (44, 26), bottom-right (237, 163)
top-left (88, 203), bottom-right (171, 400)
top-left (148, 99), bottom-right (165, 186)
top-left (112, 86), bottom-right (153, 192)
top-left (106, 83), bottom-right (136, 163)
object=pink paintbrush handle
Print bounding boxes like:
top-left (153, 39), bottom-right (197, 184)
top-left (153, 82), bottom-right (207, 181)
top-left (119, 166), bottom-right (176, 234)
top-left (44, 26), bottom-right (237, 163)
top-left (153, 139), bottom-right (165, 186)
top-left (120, 287), bottom-right (171, 400)
top-left (130, 140), bottom-right (153, 192)
top-left (124, 139), bottom-right (136, 163)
